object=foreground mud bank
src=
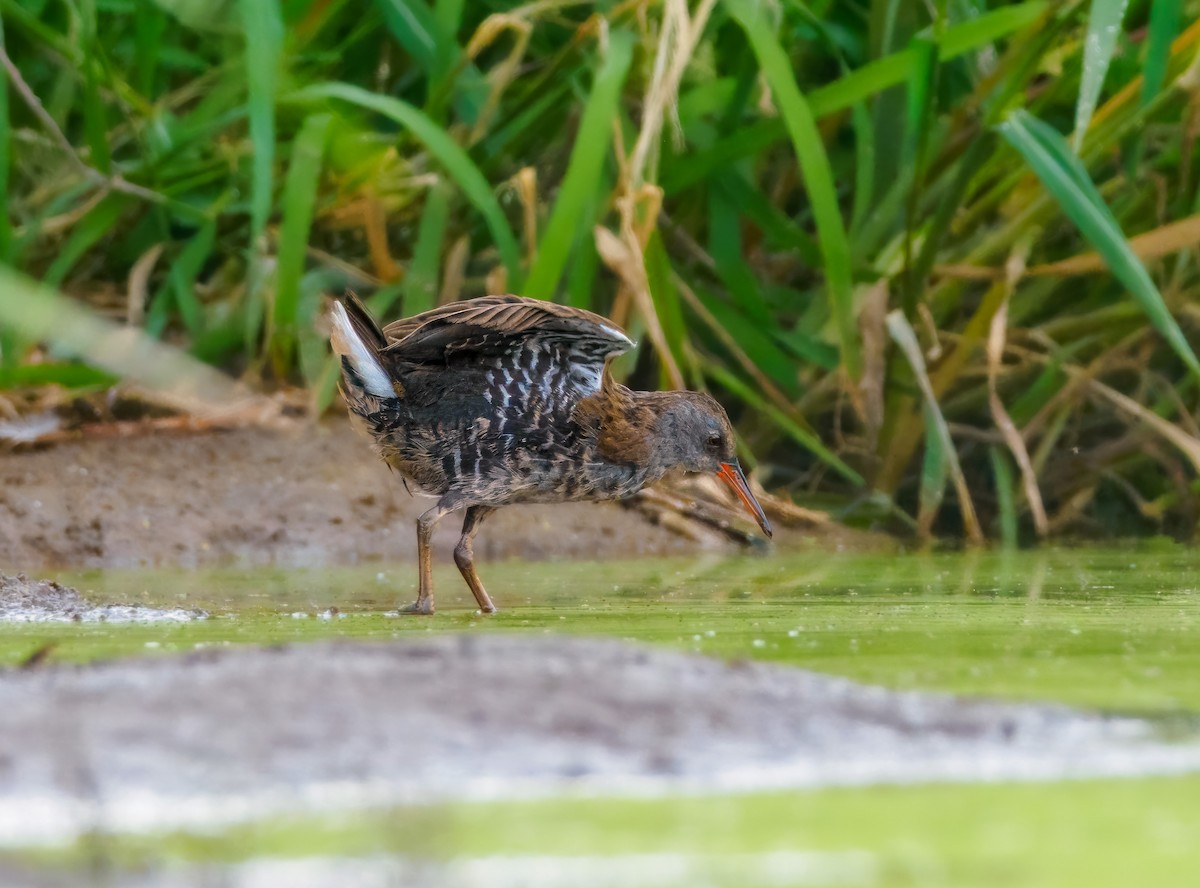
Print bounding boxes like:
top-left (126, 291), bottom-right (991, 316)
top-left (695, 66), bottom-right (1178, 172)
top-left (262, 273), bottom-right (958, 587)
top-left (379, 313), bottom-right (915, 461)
top-left (3, 634), bottom-right (1198, 847)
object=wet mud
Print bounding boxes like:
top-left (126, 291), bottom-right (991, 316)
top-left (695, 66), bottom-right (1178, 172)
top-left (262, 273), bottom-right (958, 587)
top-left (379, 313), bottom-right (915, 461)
top-left (2, 634), bottom-right (1198, 846)
top-left (0, 424), bottom-right (733, 570)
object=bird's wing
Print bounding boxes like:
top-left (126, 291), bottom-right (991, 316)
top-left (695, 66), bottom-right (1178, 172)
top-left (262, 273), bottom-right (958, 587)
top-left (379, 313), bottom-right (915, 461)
top-left (381, 296), bottom-right (633, 367)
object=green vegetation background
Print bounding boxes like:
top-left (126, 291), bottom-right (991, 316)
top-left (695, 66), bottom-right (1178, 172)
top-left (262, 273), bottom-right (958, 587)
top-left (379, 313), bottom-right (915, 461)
top-left (1, 0), bottom-right (1199, 542)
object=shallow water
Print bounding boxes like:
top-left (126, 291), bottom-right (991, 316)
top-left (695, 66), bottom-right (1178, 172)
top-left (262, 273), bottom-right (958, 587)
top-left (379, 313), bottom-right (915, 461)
top-left (4, 544), bottom-right (1200, 884)
top-left (8, 544), bottom-right (1199, 713)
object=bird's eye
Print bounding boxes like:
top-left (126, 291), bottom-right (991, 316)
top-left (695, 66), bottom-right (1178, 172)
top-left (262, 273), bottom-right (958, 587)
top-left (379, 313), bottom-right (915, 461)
top-left (706, 432), bottom-right (723, 451)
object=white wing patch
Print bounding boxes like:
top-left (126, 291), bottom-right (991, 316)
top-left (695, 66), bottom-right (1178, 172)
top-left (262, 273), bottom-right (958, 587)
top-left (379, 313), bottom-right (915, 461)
top-left (599, 323), bottom-right (635, 350)
top-left (329, 302), bottom-right (394, 399)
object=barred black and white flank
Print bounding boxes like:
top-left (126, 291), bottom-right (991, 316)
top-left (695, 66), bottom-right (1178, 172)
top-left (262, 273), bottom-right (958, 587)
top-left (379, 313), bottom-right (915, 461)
top-left (330, 292), bottom-right (771, 614)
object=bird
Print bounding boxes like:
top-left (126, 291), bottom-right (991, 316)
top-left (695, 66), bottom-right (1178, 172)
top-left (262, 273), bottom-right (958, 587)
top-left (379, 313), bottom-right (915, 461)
top-left (329, 291), bottom-right (772, 615)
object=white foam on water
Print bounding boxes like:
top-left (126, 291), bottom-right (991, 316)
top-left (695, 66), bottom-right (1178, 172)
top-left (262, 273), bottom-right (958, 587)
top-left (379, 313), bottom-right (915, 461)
top-left (92, 851), bottom-right (876, 888)
top-left (226, 851), bottom-right (877, 888)
top-left (0, 604), bottom-right (205, 623)
top-left (4, 738), bottom-right (1200, 848)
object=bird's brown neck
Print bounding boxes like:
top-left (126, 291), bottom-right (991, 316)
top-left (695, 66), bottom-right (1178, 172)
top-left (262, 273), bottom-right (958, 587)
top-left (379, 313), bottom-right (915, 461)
top-left (578, 379), bottom-right (684, 471)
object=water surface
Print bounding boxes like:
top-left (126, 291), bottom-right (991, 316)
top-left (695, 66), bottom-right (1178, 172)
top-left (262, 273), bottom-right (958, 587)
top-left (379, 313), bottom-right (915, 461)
top-left (7, 545), bottom-right (1199, 713)
top-left (5, 545), bottom-right (1200, 884)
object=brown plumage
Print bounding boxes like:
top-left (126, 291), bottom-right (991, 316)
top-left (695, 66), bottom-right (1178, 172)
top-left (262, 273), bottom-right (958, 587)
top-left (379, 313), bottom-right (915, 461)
top-left (330, 292), bottom-right (772, 614)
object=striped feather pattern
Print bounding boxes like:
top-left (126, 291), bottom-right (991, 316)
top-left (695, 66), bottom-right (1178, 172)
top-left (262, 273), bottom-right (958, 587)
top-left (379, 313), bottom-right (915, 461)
top-left (380, 295), bottom-right (633, 371)
top-left (336, 294), bottom-right (649, 506)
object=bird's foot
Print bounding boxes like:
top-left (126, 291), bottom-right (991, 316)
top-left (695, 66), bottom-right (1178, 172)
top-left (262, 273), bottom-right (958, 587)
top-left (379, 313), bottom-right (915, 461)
top-left (397, 599), bottom-right (435, 616)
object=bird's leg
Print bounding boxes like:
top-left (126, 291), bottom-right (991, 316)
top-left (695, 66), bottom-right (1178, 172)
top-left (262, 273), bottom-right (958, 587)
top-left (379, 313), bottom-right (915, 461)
top-left (453, 506), bottom-right (496, 614)
top-left (401, 500), bottom-right (458, 615)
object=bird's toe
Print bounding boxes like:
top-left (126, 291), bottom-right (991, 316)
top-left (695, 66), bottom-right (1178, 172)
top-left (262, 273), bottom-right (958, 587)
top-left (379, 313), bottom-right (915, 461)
top-left (397, 600), bottom-right (435, 616)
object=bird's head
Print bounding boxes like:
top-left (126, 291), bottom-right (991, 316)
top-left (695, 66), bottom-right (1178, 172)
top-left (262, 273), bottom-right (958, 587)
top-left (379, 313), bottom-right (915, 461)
top-left (649, 392), bottom-right (773, 538)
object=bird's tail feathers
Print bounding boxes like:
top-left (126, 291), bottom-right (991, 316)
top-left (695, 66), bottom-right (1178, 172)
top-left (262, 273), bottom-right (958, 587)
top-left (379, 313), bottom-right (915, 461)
top-left (330, 291), bottom-right (394, 400)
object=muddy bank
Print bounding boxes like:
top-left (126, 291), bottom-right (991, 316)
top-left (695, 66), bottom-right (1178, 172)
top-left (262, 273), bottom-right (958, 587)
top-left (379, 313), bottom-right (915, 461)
top-left (2, 634), bottom-right (1198, 846)
top-left (0, 423), bottom-right (748, 570)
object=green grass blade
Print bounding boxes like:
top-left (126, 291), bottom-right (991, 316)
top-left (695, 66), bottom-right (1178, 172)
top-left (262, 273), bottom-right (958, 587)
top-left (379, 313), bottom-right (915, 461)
top-left (999, 110), bottom-right (1200, 381)
top-left (153, 0), bottom-right (241, 31)
top-left (772, 324), bottom-right (839, 371)
top-left (43, 194), bottom-right (131, 288)
top-left (899, 34), bottom-right (939, 315)
top-left (1141, 0), bottom-right (1181, 106)
top-left (910, 132), bottom-right (994, 295)
top-left (917, 402), bottom-right (949, 537)
top-left (848, 100), bottom-right (875, 237)
top-left (373, 0), bottom-right (437, 64)
top-left (1016, 112), bottom-right (1112, 213)
top-left (481, 81), bottom-right (571, 160)
top-left (78, 5), bottom-right (112, 176)
top-left (666, 3), bottom-right (1046, 197)
top-left (0, 0), bottom-right (73, 55)
top-left (295, 266), bottom-right (344, 399)
top-left (989, 445), bottom-right (1019, 548)
top-left (726, 0), bottom-right (859, 379)
top-left (286, 82), bottom-right (522, 285)
top-left (2, 362), bottom-right (117, 389)
top-left (0, 14), bottom-right (11, 262)
top-left (644, 230), bottom-right (690, 384)
top-left (403, 181), bottom-right (452, 317)
top-left (134, 5), bottom-right (167, 95)
top-left (695, 288), bottom-right (802, 396)
top-left (1008, 361), bottom-right (1068, 427)
top-left (364, 282), bottom-right (404, 321)
top-left (237, 0), bottom-right (283, 242)
top-left (886, 309), bottom-right (983, 543)
top-left (777, 0), bottom-right (875, 243)
top-left (373, 0), bottom-right (454, 80)
top-left (145, 224), bottom-right (217, 339)
top-left (678, 75), bottom-right (735, 123)
top-left (936, 2), bottom-right (1038, 52)
top-left (434, 0), bottom-right (464, 35)
top-left (873, 0), bottom-right (907, 56)
top-left (708, 186), bottom-right (772, 326)
top-left (716, 171), bottom-right (822, 267)
top-left (902, 36), bottom-right (937, 174)
top-left (565, 214), bottom-right (603, 310)
top-left (169, 222), bottom-right (216, 336)
top-left (662, 119), bottom-right (781, 196)
top-left (523, 30), bottom-right (633, 302)
top-left (237, 0), bottom-right (283, 355)
top-left (811, 2), bottom-right (1046, 116)
top-left (1073, 0), bottom-right (1129, 151)
top-left (272, 112), bottom-right (331, 371)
